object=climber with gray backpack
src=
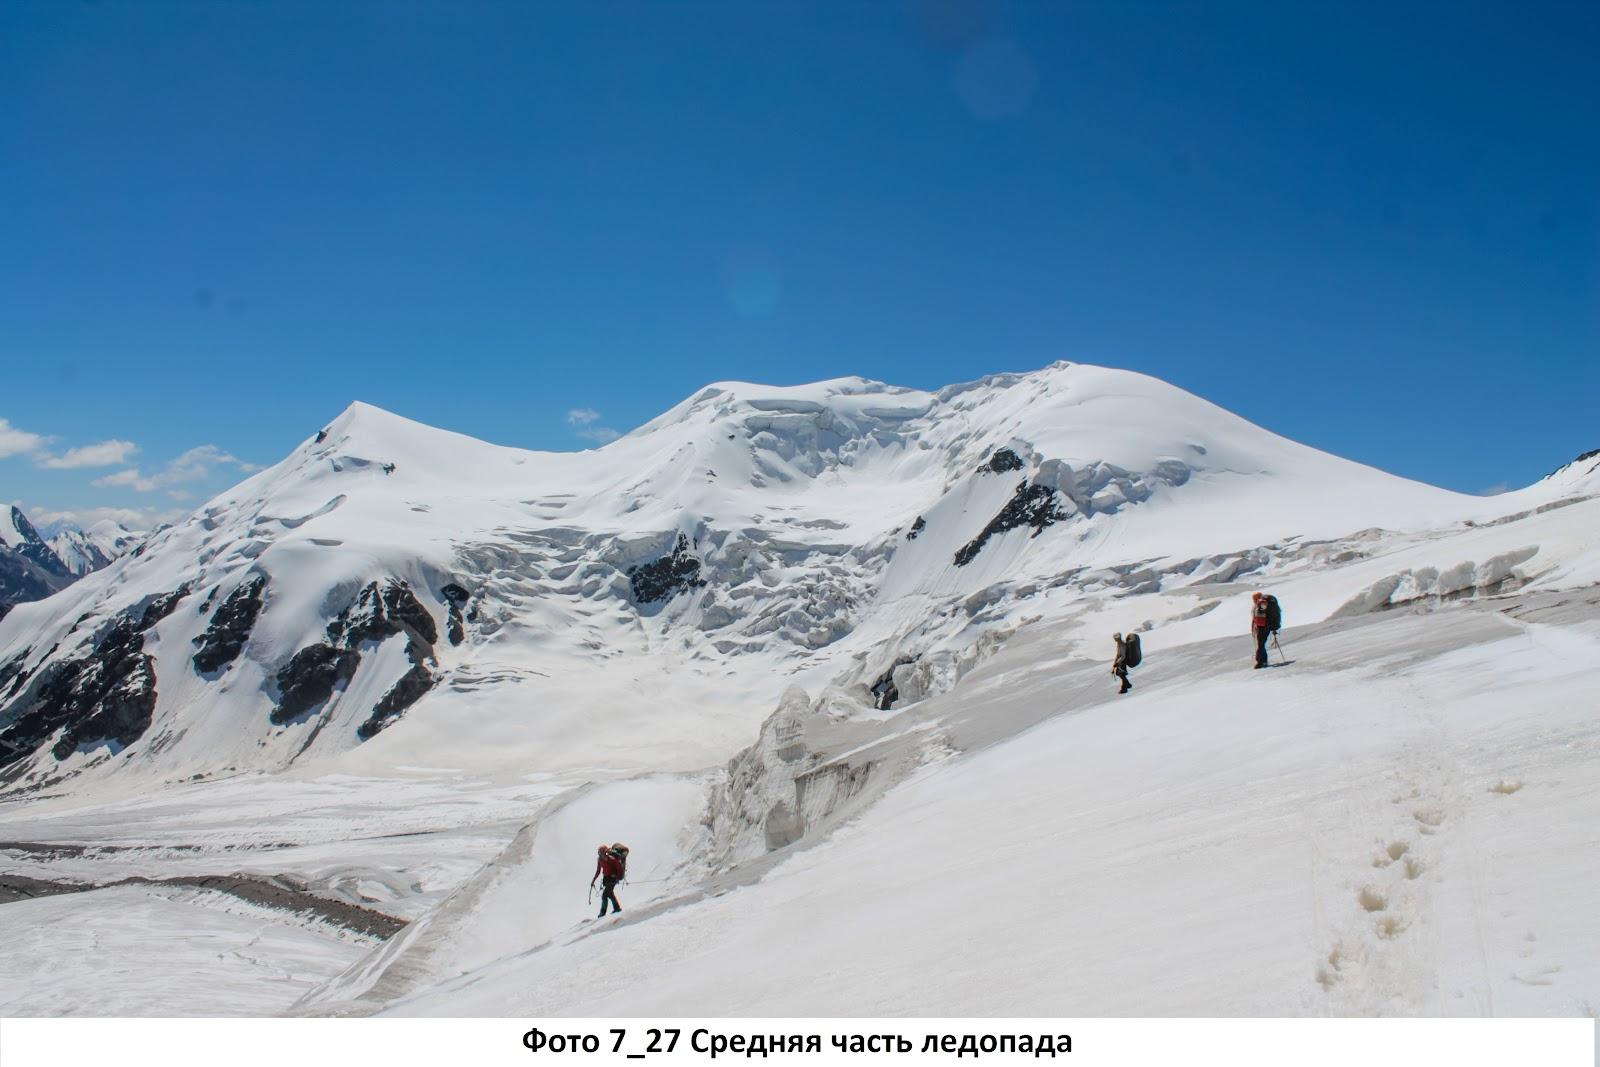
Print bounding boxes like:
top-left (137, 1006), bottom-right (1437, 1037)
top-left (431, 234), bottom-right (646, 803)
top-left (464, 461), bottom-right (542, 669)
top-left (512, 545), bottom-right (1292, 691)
top-left (1112, 631), bottom-right (1141, 694)
top-left (1251, 592), bottom-right (1282, 668)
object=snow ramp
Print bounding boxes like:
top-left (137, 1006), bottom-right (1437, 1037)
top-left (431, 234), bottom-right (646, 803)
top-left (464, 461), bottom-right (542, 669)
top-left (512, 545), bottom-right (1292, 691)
top-left (294, 773), bottom-right (709, 1015)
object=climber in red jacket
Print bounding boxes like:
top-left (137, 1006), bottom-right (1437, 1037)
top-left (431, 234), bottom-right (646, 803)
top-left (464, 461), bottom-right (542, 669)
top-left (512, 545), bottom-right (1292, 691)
top-left (590, 842), bottom-right (629, 917)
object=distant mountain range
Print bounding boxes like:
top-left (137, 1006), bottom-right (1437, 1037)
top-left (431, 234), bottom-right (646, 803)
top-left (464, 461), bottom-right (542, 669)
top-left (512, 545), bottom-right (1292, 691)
top-left (0, 506), bottom-right (141, 619)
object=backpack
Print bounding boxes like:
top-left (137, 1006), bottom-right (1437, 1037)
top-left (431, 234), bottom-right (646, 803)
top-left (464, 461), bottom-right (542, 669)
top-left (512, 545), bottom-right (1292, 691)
top-left (1123, 632), bottom-right (1142, 668)
top-left (1263, 595), bottom-right (1282, 632)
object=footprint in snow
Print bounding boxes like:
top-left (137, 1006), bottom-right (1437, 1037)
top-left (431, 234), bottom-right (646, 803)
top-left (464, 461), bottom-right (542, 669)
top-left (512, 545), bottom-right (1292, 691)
top-left (1412, 806), bottom-right (1445, 833)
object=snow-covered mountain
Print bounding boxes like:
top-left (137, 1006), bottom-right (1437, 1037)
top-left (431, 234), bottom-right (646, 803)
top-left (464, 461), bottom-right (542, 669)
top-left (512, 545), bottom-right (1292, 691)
top-left (46, 520), bottom-right (142, 578)
top-left (1, 361), bottom-right (1539, 789)
top-left (1, 363), bottom-right (1594, 790)
top-left (0, 506), bottom-right (76, 620)
top-left (0, 507), bottom-right (141, 622)
top-left (0, 362), bottom-right (1595, 1018)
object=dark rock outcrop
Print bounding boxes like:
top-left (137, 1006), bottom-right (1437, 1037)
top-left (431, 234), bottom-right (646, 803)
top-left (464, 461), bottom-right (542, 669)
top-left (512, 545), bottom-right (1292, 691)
top-left (192, 576), bottom-right (268, 673)
top-left (50, 653), bottom-right (157, 759)
top-left (953, 481), bottom-right (1070, 567)
top-left (0, 587), bottom-right (186, 767)
top-left (3, 507), bottom-right (70, 578)
top-left (272, 578), bottom-right (440, 733)
top-left (139, 584), bottom-right (191, 630)
top-left (328, 580), bottom-right (437, 647)
top-left (270, 644), bottom-right (360, 725)
top-left (0, 516), bottom-right (74, 613)
top-left (1547, 446), bottom-right (1600, 480)
top-left (627, 533), bottom-right (706, 604)
top-left (357, 658), bottom-right (434, 740)
top-left (0, 650), bottom-right (26, 699)
top-left (906, 516), bottom-right (926, 541)
top-left (983, 448), bottom-right (1025, 474)
top-left (440, 583), bottom-right (470, 646)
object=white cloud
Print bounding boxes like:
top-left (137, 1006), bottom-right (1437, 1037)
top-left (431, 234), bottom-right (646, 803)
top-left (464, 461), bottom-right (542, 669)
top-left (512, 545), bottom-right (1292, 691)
top-left (92, 443), bottom-right (259, 494)
top-left (0, 418), bottom-right (48, 459)
top-left (35, 439), bottom-right (139, 469)
top-left (565, 408), bottom-right (620, 444)
top-left (21, 503), bottom-right (176, 533)
top-left (93, 468), bottom-right (158, 491)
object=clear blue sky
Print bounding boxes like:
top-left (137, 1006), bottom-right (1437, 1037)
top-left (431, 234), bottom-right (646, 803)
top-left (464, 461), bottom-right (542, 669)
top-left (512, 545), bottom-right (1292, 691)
top-left (2, 1), bottom-right (1595, 527)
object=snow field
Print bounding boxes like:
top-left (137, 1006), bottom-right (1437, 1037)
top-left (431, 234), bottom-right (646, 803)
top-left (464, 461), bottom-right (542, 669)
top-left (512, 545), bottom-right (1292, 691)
top-left (382, 598), bottom-right (1600, 1016)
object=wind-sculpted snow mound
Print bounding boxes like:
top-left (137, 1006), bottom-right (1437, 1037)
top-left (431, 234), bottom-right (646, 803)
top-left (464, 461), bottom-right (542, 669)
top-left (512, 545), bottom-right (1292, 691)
top-left (0, 362), bottom-right (1571, 793)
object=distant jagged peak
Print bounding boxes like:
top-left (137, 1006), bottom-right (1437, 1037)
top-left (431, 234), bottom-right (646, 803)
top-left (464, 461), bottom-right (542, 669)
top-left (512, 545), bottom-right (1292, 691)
top-left (1, 504), bottom-right (46, 549)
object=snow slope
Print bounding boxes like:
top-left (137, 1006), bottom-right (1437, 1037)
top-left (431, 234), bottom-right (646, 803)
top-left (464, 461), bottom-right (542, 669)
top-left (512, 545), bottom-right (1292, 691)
top-left (0, 362), bottom-right (1595, 1018)
top-left (382, 590), bottom-right (1600, 1017)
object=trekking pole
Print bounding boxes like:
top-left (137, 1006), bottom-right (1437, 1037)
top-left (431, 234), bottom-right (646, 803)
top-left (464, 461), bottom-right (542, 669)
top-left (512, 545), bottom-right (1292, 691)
top-left (1272, 633), bottom-right (1284, 663)
top-left (588, 884), bottom-right (594, 906)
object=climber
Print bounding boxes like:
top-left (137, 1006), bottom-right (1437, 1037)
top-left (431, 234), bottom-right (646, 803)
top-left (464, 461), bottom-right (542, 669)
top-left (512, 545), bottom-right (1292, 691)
top-left (1251, 592), bottom-right (1281, 668)
top-left (1111, 632), bottom-right (1140, 694)
top-left (591, 842), bottom-right (629, 917)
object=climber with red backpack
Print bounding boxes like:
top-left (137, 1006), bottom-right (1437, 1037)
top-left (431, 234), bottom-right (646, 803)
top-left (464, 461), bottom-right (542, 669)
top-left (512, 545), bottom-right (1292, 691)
top-left (591, 842), bottom-right (629, 918)
top-left (1251, 592), bottom-right (1282, 669)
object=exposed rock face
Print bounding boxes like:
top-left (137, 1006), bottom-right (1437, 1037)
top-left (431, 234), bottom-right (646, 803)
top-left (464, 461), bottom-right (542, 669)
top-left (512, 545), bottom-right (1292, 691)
top-left (440, 583), bottom-right (470, 646)
top-left (983, 448), bottom-right (1024, 473)
top-left (140, 584), bottom-right (191, 630)
top-left (328, 580), bottom-right (438, 647)
top-left (272, 579), bottom-right (439, 734)
top-left (0, 650), bottom-right (25, 698)
top-left (953, 481), bottom-right (1070, 566)
top-left (0, 585), bottom-right (190, 768)
top-left (0, 507), bottom-right (75, 614)
top-left (906, 516), bottom-right (926, 541)
top-left (0, 553), bottom-right (67, 613)
top-left (2, 507), bottom-right (70, 579)
top-left (270, 644), bottom-right (360, 725)
top-left (1547, 446), bottom-right (1599, 478)
top-left (50, 651), bottom-right (157, 760)
top-left (627, 533), bottom-right (707, 604)
top-left (358, 658), bottom-right (433, 740)
top-left (191, 576), bottom-right (268, 673)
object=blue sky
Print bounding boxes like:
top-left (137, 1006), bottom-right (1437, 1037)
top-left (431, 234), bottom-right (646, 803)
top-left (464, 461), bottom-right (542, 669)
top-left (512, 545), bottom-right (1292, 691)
top-left (2, 1), bottom-right (1595, 528)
